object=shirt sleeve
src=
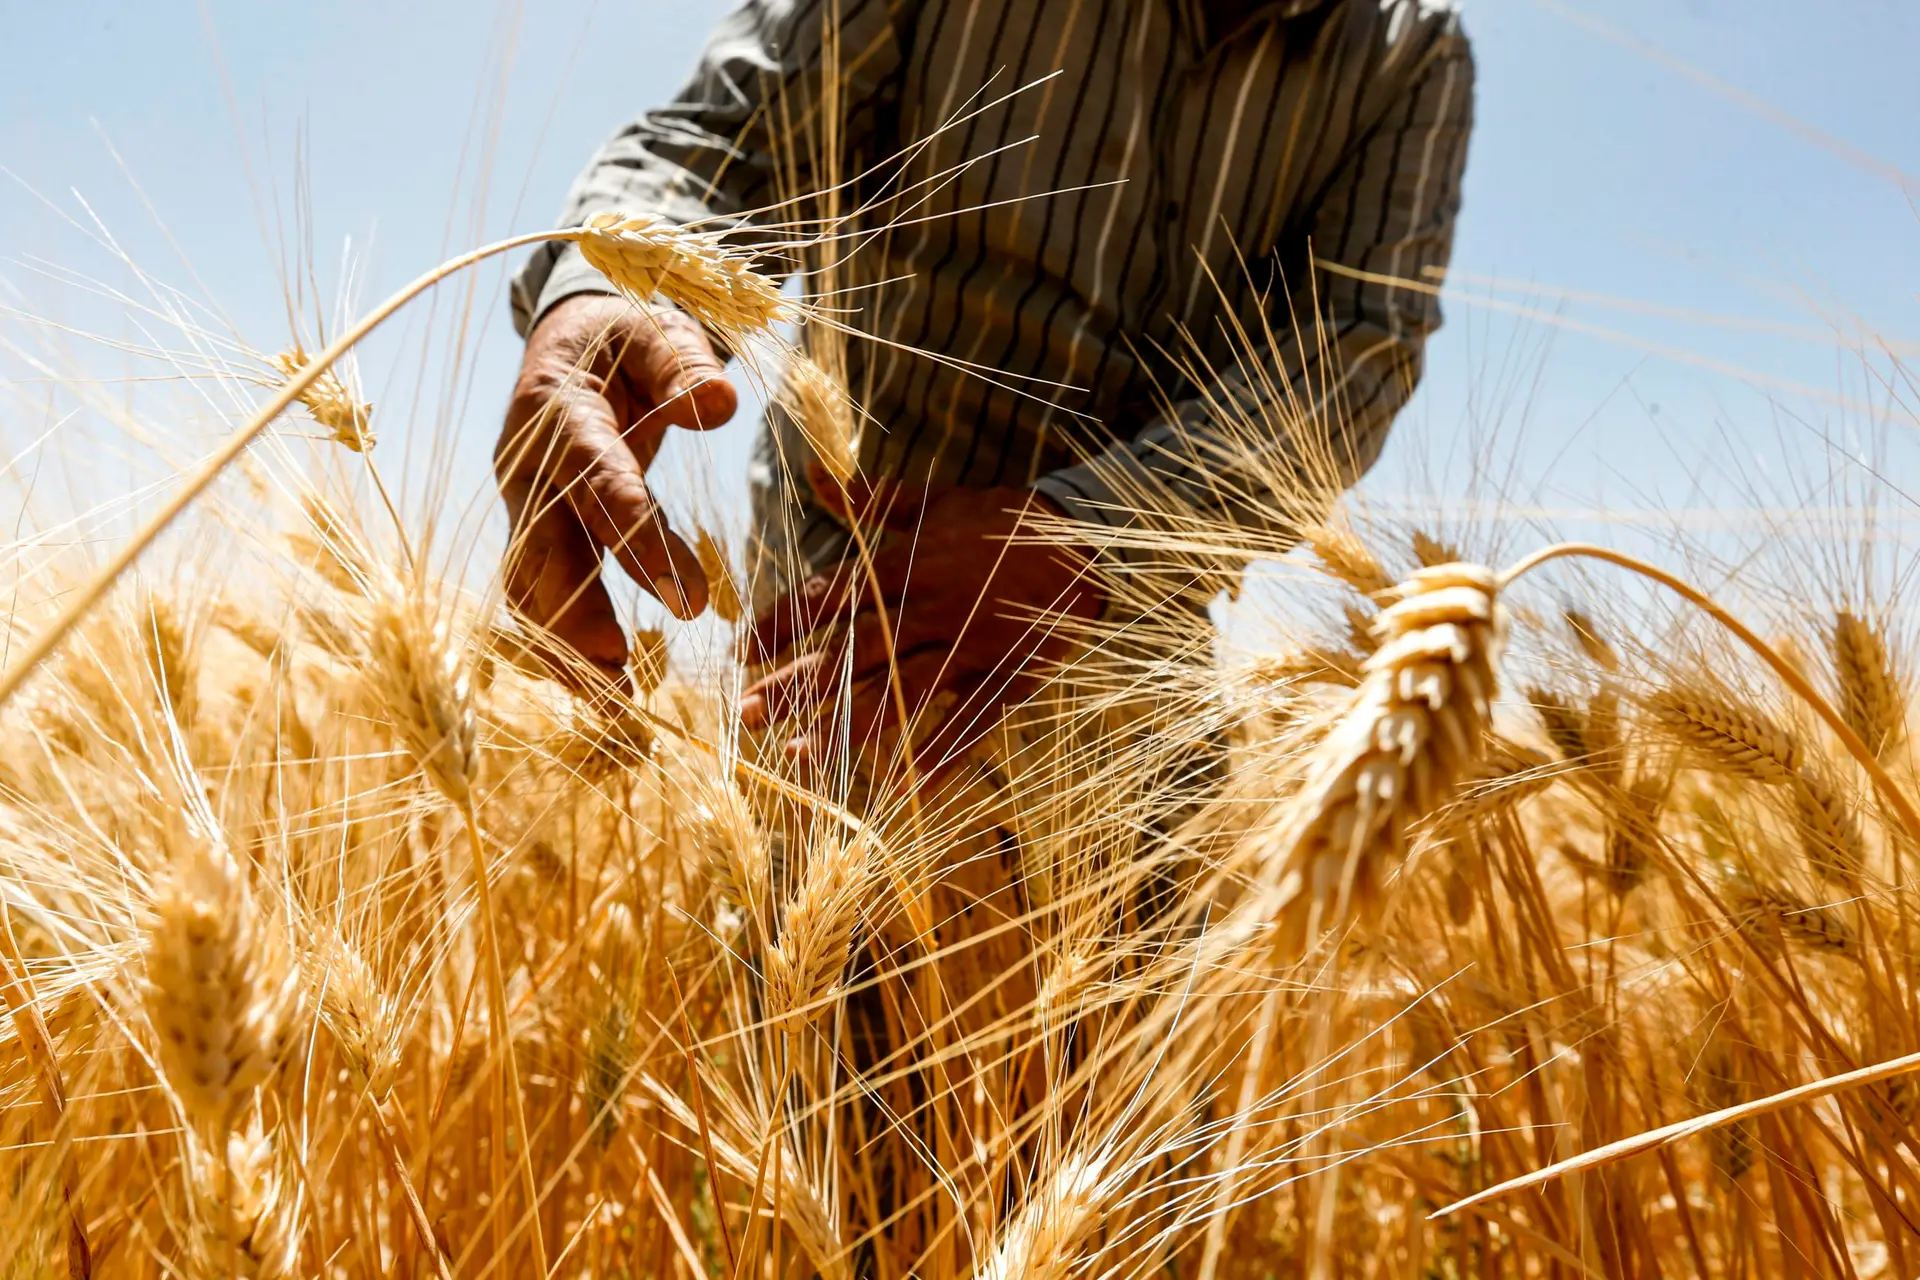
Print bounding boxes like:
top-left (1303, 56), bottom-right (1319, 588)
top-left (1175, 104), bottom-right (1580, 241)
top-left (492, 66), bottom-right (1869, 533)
top-left (1032, 12), bottom-right (1475, 561)
top-left (510, 0), bottom-right (906, 337)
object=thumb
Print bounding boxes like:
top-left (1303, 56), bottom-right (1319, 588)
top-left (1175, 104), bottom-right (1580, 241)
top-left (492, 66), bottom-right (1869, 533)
top-left (808, 462), bottom-right (931, 534)
top-left (618, 307), bottom-right (736, 433)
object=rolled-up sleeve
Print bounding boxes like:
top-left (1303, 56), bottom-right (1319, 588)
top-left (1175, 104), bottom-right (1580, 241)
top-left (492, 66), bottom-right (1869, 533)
top-left (511, 0), bottom-right (906, 336)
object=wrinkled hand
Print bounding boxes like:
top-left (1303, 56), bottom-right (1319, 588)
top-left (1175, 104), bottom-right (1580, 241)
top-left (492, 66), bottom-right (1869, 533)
top-left (495, 293), bottom-right (736, 681)
top-left (739, 474), bottom-right (1103, 776)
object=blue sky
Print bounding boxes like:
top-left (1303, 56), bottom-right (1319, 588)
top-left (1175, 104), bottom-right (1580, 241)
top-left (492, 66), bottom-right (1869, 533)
top-left (3, 0), bottom-right (1919, 623)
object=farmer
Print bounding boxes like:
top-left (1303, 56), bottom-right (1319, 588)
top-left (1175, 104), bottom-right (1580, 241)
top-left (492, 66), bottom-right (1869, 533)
top-left (498, 0), bottom-right (1473, 765)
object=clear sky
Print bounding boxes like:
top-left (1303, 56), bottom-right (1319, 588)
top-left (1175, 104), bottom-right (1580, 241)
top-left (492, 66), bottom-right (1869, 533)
top-left (4, 0), bottom-right (1919, 634)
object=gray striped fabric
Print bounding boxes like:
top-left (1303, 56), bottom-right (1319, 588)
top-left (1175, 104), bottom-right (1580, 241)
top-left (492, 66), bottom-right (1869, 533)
top-left (511, 0), bottom-right (1473, 561)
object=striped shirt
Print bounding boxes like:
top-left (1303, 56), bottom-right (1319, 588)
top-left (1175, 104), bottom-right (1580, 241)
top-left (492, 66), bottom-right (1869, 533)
top-left (511, 0), bottom-right (1474, 578)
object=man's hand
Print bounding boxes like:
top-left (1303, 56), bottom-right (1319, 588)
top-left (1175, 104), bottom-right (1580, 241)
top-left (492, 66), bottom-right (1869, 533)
top-left (739, 475), bottom-right (1103, 775)
top-left (496, 293), bottom-right (737, 680)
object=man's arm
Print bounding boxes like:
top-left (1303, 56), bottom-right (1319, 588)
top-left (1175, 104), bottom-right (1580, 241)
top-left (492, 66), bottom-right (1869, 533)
top-left (1032, 9), bottom-right (1475, 567)
top-left (498, 0), bottom-right (904, 675)
top-left (511, 0), bottom-right (906, 337)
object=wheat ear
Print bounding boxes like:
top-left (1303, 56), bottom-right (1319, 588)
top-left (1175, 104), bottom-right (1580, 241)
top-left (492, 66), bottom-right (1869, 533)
top-left (271, 348), bottom-right (373, 452)
top-left (1410, 529), bottom-right (1461, 568)
top-left (574, 212), bottom-right (793, 344)
top-left (1792, 767), bottom-right (1867, 886)
top-left (1646, 688), bottom-right (1802, 784)
top-left (695, 527), bottom-right (745, 624)
top-left (777, 351), bottom-right (859, 482)
top-left (144, 823), bottom-right (299, 1133)
top-left (1832, 610), bottom-right (1904, 760)
top-left (1302, 522), bottom-right (1394, 596)
top-left (763, 833), bottom-right (877, 1032)
top-left (309, 929), bottom-right (400, 1100)
top-left (1262, 562), bottom-right (1508, 952)
top-left (971, 1155), bottom-right (1111, 1280)
top-left (193, 1110), bottom-right (300, 1278)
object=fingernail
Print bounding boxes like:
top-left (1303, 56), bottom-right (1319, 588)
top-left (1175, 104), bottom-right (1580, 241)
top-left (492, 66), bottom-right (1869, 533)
top-left (653, 574), bottom-right (689, 617)
top-left (739, 694), bottom-right (765, 727)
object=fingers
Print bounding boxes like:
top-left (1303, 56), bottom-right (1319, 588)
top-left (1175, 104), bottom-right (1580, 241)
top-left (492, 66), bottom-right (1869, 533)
top-left (785, 645), bottom-right (958, 767)
top-left (499, 295), bottom-right (737, 633)
top-left (501, 368), bottom-right (709, 619)
top-left (743, 563), bottom-right (862, 667)
top-left (614, 307), bottom-right (737, 435)
top-left (500, 477), bottom-right (627, 680)
top-left (740, 589), bottom-right (950, 730)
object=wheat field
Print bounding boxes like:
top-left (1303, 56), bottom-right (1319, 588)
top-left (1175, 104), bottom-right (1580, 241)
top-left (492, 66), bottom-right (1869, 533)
top-left (2, 70), bottom-right (1920, 1280)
